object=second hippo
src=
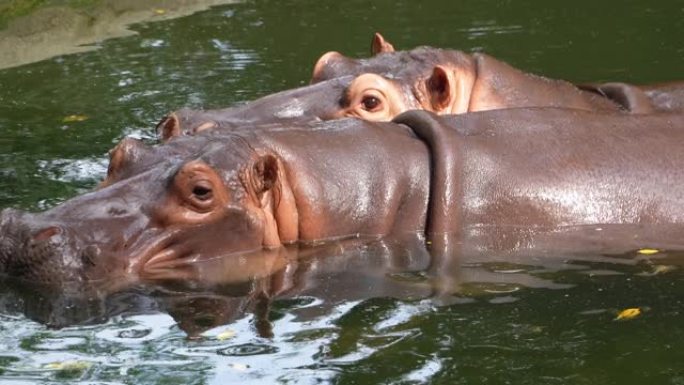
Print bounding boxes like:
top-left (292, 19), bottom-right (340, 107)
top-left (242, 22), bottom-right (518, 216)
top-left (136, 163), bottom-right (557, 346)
top-left (310, 33), bottom-right (684, 118)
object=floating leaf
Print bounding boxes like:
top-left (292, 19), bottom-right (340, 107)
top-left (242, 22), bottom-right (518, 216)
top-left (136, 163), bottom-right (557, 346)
top-left (615, 308), bottom-right (641, 321)
top-left (62, 114), bottom-right (88, 123)
top-left (216, 329), bottom-right (236, 341)
top-left (637, 248), bottom-right (660, 255)
top-left (154, 9), bottom-right (166, 15)
top-left (652, 265), bottom-right (676, 275)
top-left (638, 264), bottom-right (677, 277)
top-left (44, 360), bottom-right (92, 371)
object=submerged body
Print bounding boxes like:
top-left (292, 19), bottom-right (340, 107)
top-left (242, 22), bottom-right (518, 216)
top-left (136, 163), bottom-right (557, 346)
top-left (1, 109), bottom-right (684, 284)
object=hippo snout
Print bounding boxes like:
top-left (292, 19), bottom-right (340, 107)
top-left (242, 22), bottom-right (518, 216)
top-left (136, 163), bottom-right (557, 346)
top-left (0, 208), bottom-right (86, 284)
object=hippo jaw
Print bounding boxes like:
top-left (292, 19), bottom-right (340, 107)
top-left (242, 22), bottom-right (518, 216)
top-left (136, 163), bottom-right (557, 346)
top-left (129, 208), bottom-right (269, 278)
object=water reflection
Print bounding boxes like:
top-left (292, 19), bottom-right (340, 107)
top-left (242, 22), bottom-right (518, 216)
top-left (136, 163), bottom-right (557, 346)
top-left (1, 224), bottom-right (681, 341)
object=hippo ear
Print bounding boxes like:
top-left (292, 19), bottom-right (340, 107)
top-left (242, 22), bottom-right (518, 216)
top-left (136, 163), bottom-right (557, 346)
top-left (311, 51), bottom-right (345, 83)
top-left (101, 137), bottom-right (151, 188)
top-left (252, 154), bottom-right (279, 198)
top-left (252, 154), bottom-right (299, 246)
top-left (156, 113), bottom-right (180, 142)
top-left (371, 32), bottom-right (395, 55)
top-left (427, 65), bottom-right (456, 112)
top-left (426, 65), bottom-right (473, 114)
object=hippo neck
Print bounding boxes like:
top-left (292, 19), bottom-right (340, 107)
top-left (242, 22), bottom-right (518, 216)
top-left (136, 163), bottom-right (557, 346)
top-left (469, 53), bottom-right (622, 112)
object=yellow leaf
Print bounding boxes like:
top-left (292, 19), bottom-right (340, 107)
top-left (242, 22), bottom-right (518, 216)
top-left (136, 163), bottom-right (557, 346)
top-left (637, 248), bottom-right (660, 255)
top-left (154, 9), bottom-right (166, 15)
top-left (44, 360), bottom-right (91, 371)
top-left (639, 265), bottom-right (677, 277)
top-left (216, 329), bottom-right (236, 341)
top-left (652, 265), bottom-right (676, 275)
top-left (62, 114), bottom-right (88, 123)
top-left (615, 308), bottom-right (641, 321)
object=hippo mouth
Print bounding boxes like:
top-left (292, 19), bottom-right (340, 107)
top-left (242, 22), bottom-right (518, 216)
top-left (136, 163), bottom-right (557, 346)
top-left (125, 226), bottom-right (265, 279)
top-left (128, 228), bottom-right (200, 274)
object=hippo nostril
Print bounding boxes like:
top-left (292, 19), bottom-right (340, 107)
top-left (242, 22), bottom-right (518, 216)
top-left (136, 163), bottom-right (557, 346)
top-left (107, 206), bottom-right (129, 216)
top-left (81, 245), bottom-right (101, 267)
top-left (32, 226), bottom-right (62, 242)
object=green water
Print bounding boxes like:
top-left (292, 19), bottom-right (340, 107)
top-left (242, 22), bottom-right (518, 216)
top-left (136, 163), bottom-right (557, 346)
top-left (0, 0), bottom-right (683, 383)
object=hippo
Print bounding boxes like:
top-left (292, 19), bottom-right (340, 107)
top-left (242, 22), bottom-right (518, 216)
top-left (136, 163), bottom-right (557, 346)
top-left (309, 33), bottom-right (684, 118)
top-left (160, 34), bottom-right (683, 139)
top-left (1, 109), bottom-right (684, 285)
top-left (156, 76), bottom-right (356, 142)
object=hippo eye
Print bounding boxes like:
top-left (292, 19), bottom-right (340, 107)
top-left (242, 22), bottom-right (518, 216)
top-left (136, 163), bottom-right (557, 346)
top-left (192, 182), bottom-right (214, 202)
top-left (361, 95), bottom-right (382, 111)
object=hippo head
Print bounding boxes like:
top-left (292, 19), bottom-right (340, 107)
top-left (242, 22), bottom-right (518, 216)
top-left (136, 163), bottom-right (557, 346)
top-left (0, 133), bottom-right (296, 285)
top-left (156, 75), bottom-right (403, 141)
top-left (157, 59), bottom-right (428, 140)
top-left (310, 33), bottom-right (479, 117)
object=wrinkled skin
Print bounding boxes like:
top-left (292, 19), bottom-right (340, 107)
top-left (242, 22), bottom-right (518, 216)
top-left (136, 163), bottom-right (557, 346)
top-left (2, 109), bottom-right (684, 285)
top-left (309, 33), bottom-right (684, 118)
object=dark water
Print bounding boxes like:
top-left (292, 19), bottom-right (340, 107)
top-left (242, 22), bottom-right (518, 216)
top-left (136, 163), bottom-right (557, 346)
top-left (0, 0), bottom-right (683, 383)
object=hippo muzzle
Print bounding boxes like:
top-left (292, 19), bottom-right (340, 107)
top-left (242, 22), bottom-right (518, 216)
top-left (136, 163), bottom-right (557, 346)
top-left (0, 208), bottom-right (91, 283)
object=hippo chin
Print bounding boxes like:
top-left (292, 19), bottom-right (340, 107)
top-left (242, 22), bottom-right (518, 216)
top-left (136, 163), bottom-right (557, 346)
top-left (2, 108), bottom-right (684, 284)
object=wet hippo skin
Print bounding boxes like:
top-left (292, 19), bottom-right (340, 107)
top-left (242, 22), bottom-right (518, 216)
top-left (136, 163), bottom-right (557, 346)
top-left (156, 76), bottom-right (355, 142)
top-left (1, 108), bottom-right (684, 285)
top-left (310, 33), bottom-right (684, 117)
top-left (159, 33), bottom-right (684, 140)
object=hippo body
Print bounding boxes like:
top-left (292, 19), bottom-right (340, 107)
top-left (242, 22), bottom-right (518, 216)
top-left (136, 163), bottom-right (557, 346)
top-left (2, 109), bottom-right (684, 284)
